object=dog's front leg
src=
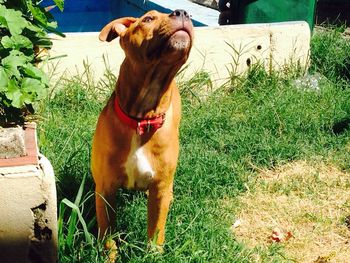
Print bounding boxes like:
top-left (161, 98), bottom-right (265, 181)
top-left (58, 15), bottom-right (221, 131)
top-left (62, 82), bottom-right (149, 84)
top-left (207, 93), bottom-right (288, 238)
top-left (96, 184), bottom-right (118, 261)
top-left (95, 185), bottom-right (117, 238)
top-left (147, 182), bottom-right (173, 246)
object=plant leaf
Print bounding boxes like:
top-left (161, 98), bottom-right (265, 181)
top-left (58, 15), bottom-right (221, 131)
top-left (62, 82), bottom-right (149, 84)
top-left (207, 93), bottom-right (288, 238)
top-left (1, 35), bottom-right (33, 50)
top-left (9, 50), bottom-right (32, 62)
top-left (0, 66), bottom-right (8, 92)
top-left (0, 5), bottom-right (28, 36)
top-left (5, 79), bottom-right (22, 108)
top-left (53, 0), bottom-right (64, 11)
top-left (28, 4), bottom-right (48, 26)
top-left (21, 77), bottom-right (41, 91)
top-left (32, 37), bottom-right (53, 48)
top-left (21, 90), bottom-right (34, 104)
top-left (21, 77), bottom-right (47, 99)
top-left (23, 64), bottom-right (49, 85)
top-left (0, 36), bottom-right (12, 48)
top-left (1, 51), bottom-right (27, 78)
top-left (13, 35), bottom-right (33, 49)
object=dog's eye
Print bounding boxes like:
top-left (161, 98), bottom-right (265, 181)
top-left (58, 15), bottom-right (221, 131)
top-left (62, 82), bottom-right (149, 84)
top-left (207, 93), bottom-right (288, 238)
top-left (142, 16), bottom-right (154, 23)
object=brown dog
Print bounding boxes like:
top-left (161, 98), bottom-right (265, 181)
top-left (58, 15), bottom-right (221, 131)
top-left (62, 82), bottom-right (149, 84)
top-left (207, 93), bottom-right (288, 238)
top-left (91, 9), bottom-right (193, 253)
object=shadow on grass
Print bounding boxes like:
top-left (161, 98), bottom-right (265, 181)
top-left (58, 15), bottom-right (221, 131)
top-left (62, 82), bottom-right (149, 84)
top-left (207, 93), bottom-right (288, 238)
top-left (333, 117), bottom-right (350, 135)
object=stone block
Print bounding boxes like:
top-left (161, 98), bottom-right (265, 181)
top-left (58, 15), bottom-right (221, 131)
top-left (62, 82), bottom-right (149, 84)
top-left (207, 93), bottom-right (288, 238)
top-left (0, 154), bottom-right (57, 263)
top-left (0, 126), bottom-right (25, 158)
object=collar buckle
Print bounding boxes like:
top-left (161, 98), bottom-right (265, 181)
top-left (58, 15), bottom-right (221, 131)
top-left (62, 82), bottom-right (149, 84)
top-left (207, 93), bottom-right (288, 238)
top-left (115, 96), bottom-right (166, 136)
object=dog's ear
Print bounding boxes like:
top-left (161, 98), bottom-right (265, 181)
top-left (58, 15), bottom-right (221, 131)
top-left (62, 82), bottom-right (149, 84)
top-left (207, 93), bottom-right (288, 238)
top-left (99, 17), bottom-right (137, 42)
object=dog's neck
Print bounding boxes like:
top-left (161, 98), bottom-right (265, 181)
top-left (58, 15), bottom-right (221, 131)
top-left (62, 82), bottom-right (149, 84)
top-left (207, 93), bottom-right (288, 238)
top-left (116, 57), bottom-right (182, 119)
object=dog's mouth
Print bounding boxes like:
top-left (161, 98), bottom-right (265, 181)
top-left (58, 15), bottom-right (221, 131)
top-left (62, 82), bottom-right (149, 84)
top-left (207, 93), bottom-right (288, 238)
top-left (143, 17), bottom-right (193, 61)
top-left (168, 29), bottom-right (191, 50)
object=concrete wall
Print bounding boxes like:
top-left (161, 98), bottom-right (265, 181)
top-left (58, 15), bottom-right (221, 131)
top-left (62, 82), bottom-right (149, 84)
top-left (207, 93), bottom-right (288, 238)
top-left (45, 22), bottom-right (311, 88)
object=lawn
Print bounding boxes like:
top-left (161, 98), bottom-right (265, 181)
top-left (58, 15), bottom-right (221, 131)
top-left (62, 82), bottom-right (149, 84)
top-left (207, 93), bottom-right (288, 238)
top-left (38, 26), bottom-right (349, 262)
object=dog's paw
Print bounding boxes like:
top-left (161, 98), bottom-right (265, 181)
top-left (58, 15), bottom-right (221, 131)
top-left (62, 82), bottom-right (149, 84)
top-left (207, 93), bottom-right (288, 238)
top-left (105, 239), bottom-right (118, 263)
top-left (147, 242), bottom-right (164, 254)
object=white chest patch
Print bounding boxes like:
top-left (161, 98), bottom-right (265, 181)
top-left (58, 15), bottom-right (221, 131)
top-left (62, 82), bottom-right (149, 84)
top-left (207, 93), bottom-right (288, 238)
top-left (125, 136), bottom-right (155, 189)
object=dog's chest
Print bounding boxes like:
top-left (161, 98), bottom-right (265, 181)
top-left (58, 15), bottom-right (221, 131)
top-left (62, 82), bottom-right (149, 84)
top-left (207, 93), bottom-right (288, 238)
top-left (124, 136), bottom-right (155, 189)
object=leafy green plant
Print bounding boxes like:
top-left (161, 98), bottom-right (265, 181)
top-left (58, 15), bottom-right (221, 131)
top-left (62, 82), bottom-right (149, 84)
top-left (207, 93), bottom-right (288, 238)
top-left (0, 0), bottom-right (64, 124)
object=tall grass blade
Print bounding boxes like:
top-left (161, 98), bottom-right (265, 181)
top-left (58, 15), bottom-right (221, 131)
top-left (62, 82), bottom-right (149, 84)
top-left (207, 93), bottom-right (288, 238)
top-left (66, 173), bottom-right (87, 246)
top-left (57, 201), bottom-right (67, 248)
top-left (61, 198), bottom-right (92, 245)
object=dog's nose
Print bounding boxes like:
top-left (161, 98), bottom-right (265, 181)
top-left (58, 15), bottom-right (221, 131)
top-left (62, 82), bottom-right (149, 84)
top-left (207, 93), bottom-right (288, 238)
top-left (169, 9), bottom-right (190, 20)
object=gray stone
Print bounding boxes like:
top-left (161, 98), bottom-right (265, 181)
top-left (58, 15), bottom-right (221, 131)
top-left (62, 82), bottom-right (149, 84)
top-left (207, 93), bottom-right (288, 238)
top-left (0, 127), bottom-right (26, 158)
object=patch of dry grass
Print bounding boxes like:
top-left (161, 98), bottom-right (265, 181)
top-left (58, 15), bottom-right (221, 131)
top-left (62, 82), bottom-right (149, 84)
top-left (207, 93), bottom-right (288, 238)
top-left (224, 161), bottom-right (350, 262)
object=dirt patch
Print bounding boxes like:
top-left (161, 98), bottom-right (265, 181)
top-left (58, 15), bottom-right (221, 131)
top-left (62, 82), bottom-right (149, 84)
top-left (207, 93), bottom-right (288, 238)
top-left (225, 161), bottom-right (350, 262)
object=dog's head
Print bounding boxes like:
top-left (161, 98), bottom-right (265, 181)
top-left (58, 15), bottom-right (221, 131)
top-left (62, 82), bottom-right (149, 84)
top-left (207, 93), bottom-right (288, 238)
top-left (99, 10), bottom-right (193, 65)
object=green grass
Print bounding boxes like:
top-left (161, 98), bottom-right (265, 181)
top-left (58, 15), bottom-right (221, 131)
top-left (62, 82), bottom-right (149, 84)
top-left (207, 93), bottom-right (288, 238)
top-left (38, 27), bottom-right (349, 262)
top-left (310, 25), bottom-right (350, 83)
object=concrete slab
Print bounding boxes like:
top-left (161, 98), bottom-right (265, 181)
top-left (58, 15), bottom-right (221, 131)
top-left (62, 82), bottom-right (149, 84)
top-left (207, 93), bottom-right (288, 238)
top-left (45, 22), bottom-right (310, 88)
top-left (0, 154), bottom-right (57, 263)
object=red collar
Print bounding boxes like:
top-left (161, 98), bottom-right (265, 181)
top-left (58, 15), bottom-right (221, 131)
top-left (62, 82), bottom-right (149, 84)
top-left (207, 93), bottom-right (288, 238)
top-left (114, 97), bottom-right (165, 136)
